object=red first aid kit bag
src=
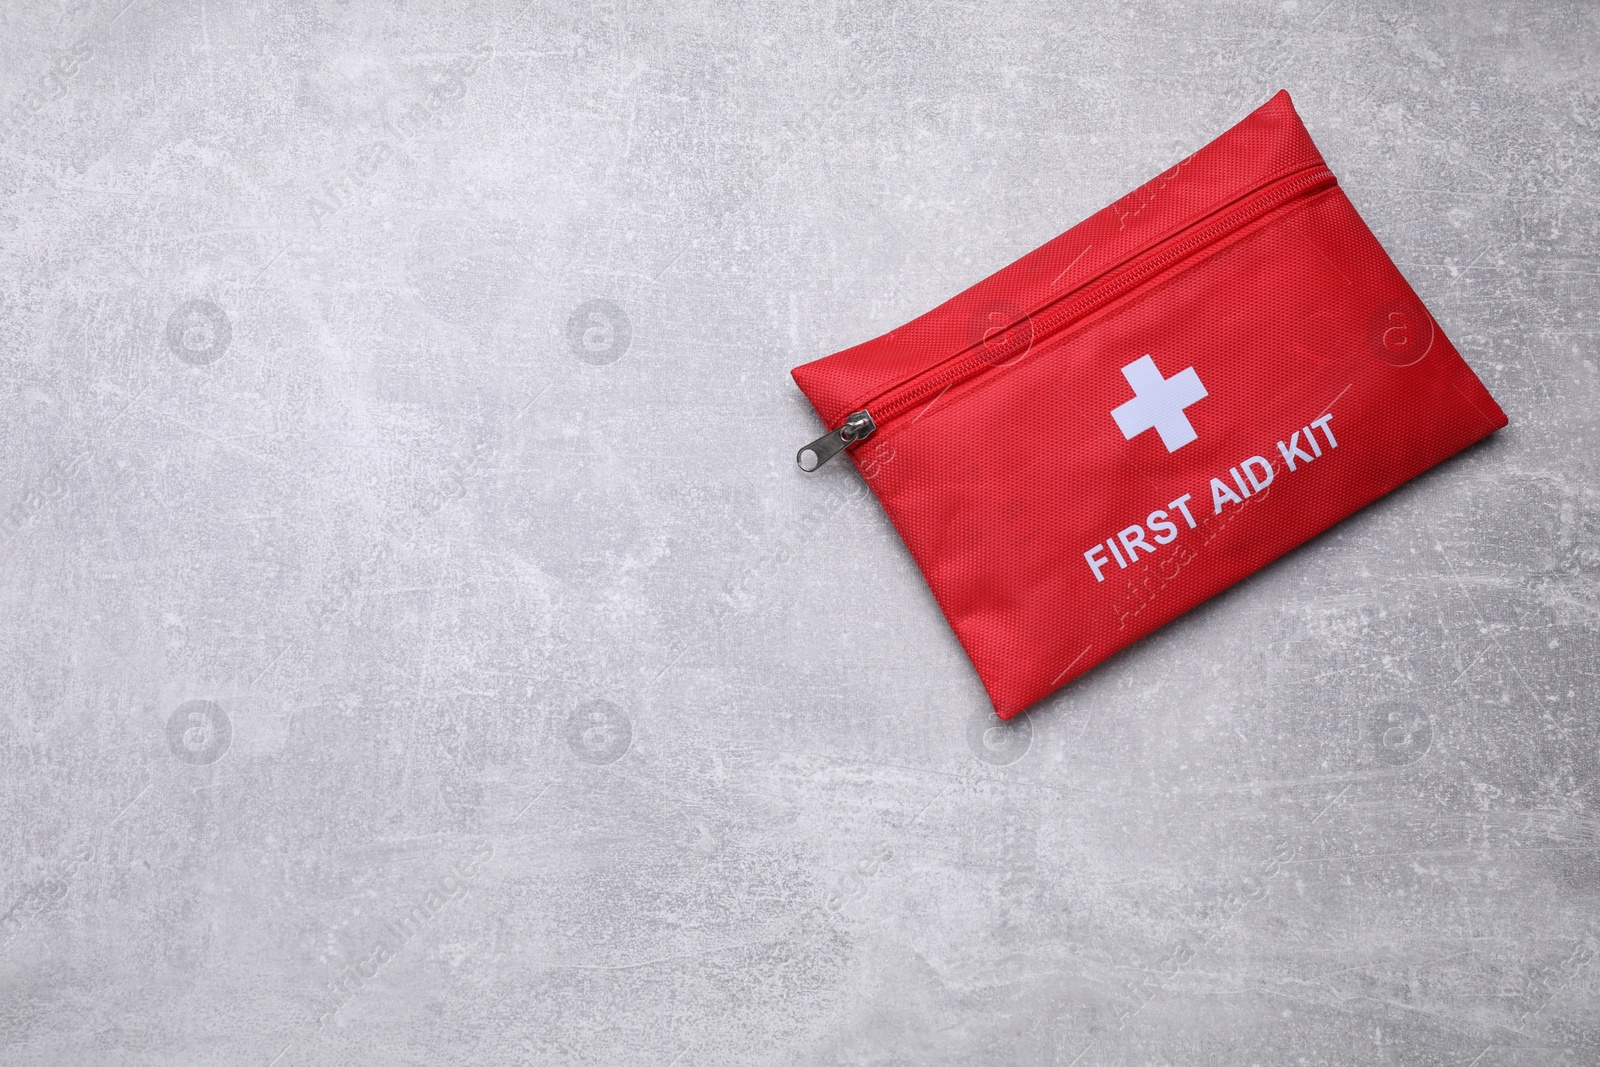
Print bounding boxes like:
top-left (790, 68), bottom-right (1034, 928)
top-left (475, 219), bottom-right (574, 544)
top-left (791, 90), bottom-right (1507, 719)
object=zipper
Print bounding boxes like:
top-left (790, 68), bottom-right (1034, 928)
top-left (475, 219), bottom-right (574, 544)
top-left (796, 163), bottom-right (1337, 471)
top-left (797, 410), bottom-right (875, 471)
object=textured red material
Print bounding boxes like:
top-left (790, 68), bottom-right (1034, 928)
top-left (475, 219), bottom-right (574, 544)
top-left (791, 90), bottom-right (1508, 719)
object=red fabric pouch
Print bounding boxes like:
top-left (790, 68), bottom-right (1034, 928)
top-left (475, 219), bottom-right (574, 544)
top-left (791, 90), bottom-right (1508, 719)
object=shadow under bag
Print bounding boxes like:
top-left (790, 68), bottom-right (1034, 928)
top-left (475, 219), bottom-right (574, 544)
top-left (792, 90), bottom-right (1508, 719)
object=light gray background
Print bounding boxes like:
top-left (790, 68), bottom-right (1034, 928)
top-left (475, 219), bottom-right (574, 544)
top-left (2, 0), bottom-right (1597, 1063)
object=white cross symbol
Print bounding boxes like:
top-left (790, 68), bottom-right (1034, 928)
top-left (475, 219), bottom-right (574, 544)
top-left (1110, 354), bottom-right (1208, 452)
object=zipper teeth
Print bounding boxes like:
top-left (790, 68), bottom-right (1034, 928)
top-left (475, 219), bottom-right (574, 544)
top-left (863, 166), bottom-right (1337, 428)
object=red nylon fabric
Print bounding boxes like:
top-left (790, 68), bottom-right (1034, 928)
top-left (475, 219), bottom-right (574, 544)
top-left (791, 90), bottom-right (1508, 719)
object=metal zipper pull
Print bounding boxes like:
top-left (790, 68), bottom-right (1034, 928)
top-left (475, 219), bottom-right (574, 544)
top-left (797, 410), bottom-right (876, 472)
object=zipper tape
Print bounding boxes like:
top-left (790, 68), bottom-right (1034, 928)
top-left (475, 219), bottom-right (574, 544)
top-left (796, 164), bottom-right (1337, 470)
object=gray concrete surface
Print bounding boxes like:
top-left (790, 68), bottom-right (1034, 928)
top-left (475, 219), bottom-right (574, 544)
top-left (1, 0), bottom-right (1597, 1063)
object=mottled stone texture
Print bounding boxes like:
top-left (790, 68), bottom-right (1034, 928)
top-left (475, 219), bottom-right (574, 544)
top-left (0, 0), bottom-right (1596, 1064)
